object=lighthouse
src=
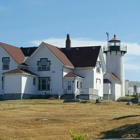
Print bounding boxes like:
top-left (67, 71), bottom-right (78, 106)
top-left (103, 35), bottom-right (127, 98)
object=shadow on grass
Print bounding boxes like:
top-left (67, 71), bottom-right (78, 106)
top-left (113, 115), bottom-right (140, 120)
top-left (101, 123), bottom-right (140, 138)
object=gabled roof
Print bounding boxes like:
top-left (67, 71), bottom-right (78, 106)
top-left (0, 42), bottom-right (25, 64)
top-left (3, 69), bottom-right (38, 76)
top-left (104, 79), bottom-right (111, 83)
top-left (43, 42), bottom-right (74, 68)
top-left (64, 72), bottom-right (84, 78)
top-left (20, 47), bottom-right (38, 57)
top-left (60, 46), bottom-right (101, 67)
top-left (108, 72), bottom-right (121, 83)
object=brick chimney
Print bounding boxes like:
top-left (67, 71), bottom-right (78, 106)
top-left (66, 34), bottom-right (71, 48)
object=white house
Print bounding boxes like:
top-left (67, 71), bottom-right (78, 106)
top-left (0, 34), bottom-right (106, 100)
top-left (103, 35), bottom-right (127, 100)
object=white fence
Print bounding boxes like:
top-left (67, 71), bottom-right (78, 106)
top-left (78, 88), bottom-right (98, 95)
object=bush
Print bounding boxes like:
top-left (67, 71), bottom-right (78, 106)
top-left (69, 130), bottom-right (87, 140)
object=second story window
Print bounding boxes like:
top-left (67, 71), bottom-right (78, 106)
top-left (2, 57), bottom-right (10, 70)
top-left (37, 58), bottom-right (51, 71)
top-left (96, 61), bottom-right (101, 73)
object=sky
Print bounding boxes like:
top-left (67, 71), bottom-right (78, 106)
top-left (0, 0), bottom-right (140, 81)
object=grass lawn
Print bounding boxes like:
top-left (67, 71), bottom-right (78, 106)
top-left (0, 99), bottom-right (140, 140)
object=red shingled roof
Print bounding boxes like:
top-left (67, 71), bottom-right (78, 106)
top-left (109, 35), bottom-right (120, 42)
top-left (108, 72), bottom-right (121, 83)
top-left (0, 42), bottom-right (25, 64)
top-left (3, 69), bottom-right (38, 76)
top-left (64, 72), bottom-right (84, 78)
top-left (43, 42), bottom-right (74, 68)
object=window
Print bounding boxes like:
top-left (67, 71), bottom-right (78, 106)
top-left (134, 85), bottom-right (137, 93)
top-left (77, 81), bottom-right (79, 88)
top-left (38, 77), bottom-right (50, 91)
top-left (80, 82), bottom-right (82, 88)
top-left (33, 77), bottom-right (36, 85)
top-left (96, 61), bottom-right (101, 73)
top-left (37, 58), bottom-right (51, 71)
top-left (68, 81), bottom-right (71, 90)
top-left (2, 57), bottom-right (10, 70)
top-left (1, 77), bottom-right (3, 89)
top-left (96, 67), bottom-right (100, 73)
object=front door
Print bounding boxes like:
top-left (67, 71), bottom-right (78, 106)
top-left (67, 81), bottom-right (73, 94)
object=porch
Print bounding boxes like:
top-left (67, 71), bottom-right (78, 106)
top-left (60, 88), bottom-right (99, 100)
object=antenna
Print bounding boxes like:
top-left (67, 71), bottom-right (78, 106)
top-left (106, 31), bottom-right (109, 42)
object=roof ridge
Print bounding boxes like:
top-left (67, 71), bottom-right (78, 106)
top-left (0, 42), bottom-right (25, 64)
top-left (43, 42), bottom-right (74, 68)
top-left (108, 72), bottom-right (121, 82)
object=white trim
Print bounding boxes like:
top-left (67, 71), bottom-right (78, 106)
top-left (75, 67), bottom-right (94, 70)
top-left (99, 47), bottom-right (106, 72)
top-left (25, 42), bottom-right (44, 63)
top-left (63, 65), bottom-right (74, 69)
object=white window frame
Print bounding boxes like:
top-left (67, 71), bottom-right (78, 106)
top-left (96, 61), bottom-right (101, 73)
top-left (37, 58), bottom-right (51, 71)
top-left (2, 57), bottom-right (10, 70)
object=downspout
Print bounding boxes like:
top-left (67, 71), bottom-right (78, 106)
top-left (20, 75), bottom-right (23, 100)
top-left (2, 75), bottom-right (4, 100)
top-left (62, 68), bottom-right (63, 89)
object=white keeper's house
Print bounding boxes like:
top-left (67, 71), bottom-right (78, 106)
top-left (0, 34), bottom-right (107, 100)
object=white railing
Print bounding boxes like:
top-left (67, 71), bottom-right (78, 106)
top-left (103, 45), bottom-right (127, 52)
top-left (78, 88), bottom-right (98, 95)
top-left (75, 89), bottom-right (79, 99)
top-left (58, 89), bottom-right (64, 99)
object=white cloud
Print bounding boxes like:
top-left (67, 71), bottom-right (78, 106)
top-left (30, 37), bottom-right (140, 55)
top-left (30, 37), bottom-right (140, 72)
top-left (124, 42), bottom-right (140, 56)
top-left (30, 38), bottom-right (106, 47)
top-left (124, 63), bottom-right (140, 70)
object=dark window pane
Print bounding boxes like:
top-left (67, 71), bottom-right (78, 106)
top-left (37, 58), bottom-right (51, 71)
top-left (42, 84), bottom-right (46, 90)
top-left (42, 79), bottom-right (46, 84)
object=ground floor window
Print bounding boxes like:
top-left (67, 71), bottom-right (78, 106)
top-left (68, 81), bottom-right (71, 90)
top-left (80, 82), bottom-right (82, 88)
top-left (1, 77), bottom-right (3, 89)
top-left (38, 77), bottom-right (50, 91)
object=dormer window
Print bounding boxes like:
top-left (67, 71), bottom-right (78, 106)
top-left (96, 61), bottom-right (101, 73)
top-left (2, 57), bottom-right (10, 70)
top-left (37, 58), bottom-right (51, 71)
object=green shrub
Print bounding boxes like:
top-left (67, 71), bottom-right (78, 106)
top-left (69, 130), bottom-right (87, 140)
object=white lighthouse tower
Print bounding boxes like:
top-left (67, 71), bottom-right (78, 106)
top-left (103, 35), bottom-right (127, 99)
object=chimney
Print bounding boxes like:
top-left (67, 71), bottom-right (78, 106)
top-left (66, 34), bottom-right (71, 48)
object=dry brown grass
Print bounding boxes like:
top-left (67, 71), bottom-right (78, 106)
top-left (0, 99), bottom-right (140, 140)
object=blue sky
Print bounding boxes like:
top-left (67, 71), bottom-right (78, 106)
top-left (0, 0), bottom-right (140, 81)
